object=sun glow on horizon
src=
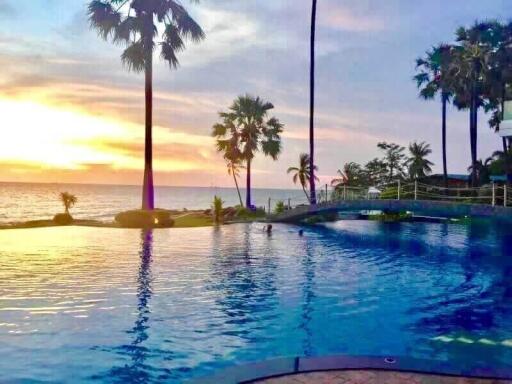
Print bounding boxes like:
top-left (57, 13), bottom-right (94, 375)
top-left (0, 97), bottom-right (219, 181)
top-left (0, 98), bottom-right (130, 169)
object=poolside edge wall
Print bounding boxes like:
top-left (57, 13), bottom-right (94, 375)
top-left (188, 355), bottom-right (512, 384)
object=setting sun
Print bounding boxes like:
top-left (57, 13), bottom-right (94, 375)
top-left (0, 98), bottom-right (128, 169)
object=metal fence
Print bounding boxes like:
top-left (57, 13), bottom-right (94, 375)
top-left (266, 181), bottom-right (511, 214)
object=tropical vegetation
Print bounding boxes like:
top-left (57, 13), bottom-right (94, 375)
top-left (415, 44), bottom-right (454, 186)
top-left (53, 192), bottom-right (78, 225)
top-left (88, 0), bottom-right (205, 210)
top-left (331, 141), bottom-right (434, 189)
top-left (415, 21), bottom-right (512, 186)
top-left (274, 200), bottom-right (286, 214)
top-left (226, 158), bottom-right (245, 207)
top-left (212, 196), bottom-right (224, 224)
top-left (377, 142), bottom-right (407, 181)
top-left (407, 141), bottom-right (434, 180)
top-left (287, 153), bottom-right (318, 202)
top-left (331, 162), bottom-right (364, 189)
top-left (212, 95), bottom-right (284, 208)
top-left (60, 192), bottom-right (77, 215)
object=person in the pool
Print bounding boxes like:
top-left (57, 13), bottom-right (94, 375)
top-left (262, 224), bottom-right (273, 235)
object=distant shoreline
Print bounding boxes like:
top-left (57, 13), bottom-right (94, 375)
top-left (0, 219), bottom-right (121, 230)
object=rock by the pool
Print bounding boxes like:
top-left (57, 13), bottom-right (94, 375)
top-left (53, 213), bottom-right (73, 225)
top-left (115, 209), bottom-right (175, 228)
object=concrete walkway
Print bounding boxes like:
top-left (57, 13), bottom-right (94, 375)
top-left (254, 370), bottom-right (512, 383)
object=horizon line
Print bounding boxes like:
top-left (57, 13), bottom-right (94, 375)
top-left (0, 179), bottom-right (302, 191)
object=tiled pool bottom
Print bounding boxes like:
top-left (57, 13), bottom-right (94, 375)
top-left (255, 371), bottom-right (512, 383)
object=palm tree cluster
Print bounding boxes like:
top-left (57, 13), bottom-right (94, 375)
top-left (415, 21), bottom-right (512, 187)
top-left (330, 141), bottom-right (434, 190)
top-left (212, 95), bottom-right (284, 209)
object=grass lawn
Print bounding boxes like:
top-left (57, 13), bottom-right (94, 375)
top-left (1, 212), bottom-right (222, 230)
top-left (172, 213), bottom-right (214, 228)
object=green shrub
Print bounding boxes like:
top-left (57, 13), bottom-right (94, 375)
top-left (302, 212), bottom-right (338, 224)
top-left (53, 213), bottom-right (73, 225)
top-left (368, 211), bottom-right (412, 222)
top-left (274, 201), bottom-right (286, 214)
top-left (235, 206), bottom-right (266, 219)
top-left (212, 195), bottom-right (224, 224)
top-left (115, 209), bottom-right (175, 228)
top-left (380, 187), bottom-right (399, 200)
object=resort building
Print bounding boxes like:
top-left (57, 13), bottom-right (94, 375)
top-left (500, 100), bottom-right (512, 141)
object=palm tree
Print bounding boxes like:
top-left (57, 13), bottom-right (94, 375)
top-left (467, 158), bottom-right (492, 186)
top-left (415, 44), bottom-right (454, 187)
top-left (287, 153), bottom-right (318, 201)
top-left (331, 162), bottom-right (363, 188)
top-left (309, 0), bottom-right (318, 205)
top-left (60, 192), bottom-right (77, 215)
top-left (451, 22), bottom-right (496, 186)
top-left (406, 141), bottom-right (434, 180)
top-left (226, 158), bottom-right (244, 207)
top-left (487, 149), bottom-right (512, 177)
top-left (212, 95), bottom-right (283, 208)
top-left (483, 22), bottom-right (512, 181)
top-left (88, 0), bottom-right (205, 210)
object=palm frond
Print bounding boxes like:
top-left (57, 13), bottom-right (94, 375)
top-left (88, 1), bottom-right (121, 40)
top-left (212, 123), bottom-right (227, 137)
top-left (261, 139), bottom-right (282, 160)
top-left (121, 40), bottom-right (146, 72)
top-left (160, 41), bottom-right (180, 69)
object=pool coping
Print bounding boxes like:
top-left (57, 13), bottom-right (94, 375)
top-left (188, 355), bottom-right (512, 383)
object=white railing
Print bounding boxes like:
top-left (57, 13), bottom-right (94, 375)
top-left (266, 180), bottom-right (511, 215)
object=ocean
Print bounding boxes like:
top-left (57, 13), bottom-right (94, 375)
top-left (0, 182), bottom-right (310, 223)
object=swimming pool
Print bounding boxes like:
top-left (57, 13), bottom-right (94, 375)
top-left (0, 221), bottom-right (511, 382)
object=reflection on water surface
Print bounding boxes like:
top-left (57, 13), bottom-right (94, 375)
top-left (0, 221), bottom-right (511, 382)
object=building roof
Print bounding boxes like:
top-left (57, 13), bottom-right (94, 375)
top-left (429, 174), bottom-right (470, 181)
top-left (490, 175), bottom-right (507, 182)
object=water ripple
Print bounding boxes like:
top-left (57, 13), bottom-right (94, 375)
top-left (0, 222), bottom-right (511, 382)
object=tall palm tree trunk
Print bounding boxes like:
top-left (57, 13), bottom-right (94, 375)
top-left (441, 92), bottom-right (448, 188)
top-left (233, 171), bottom-right (243, 207)
top-left (302, 184), bottom-right (310, 202)
top-left (246, 159), bottom-right (252, 208)
top-left (309, 0), bottom-right (317, 205)
top-left (142, 40), bottom-right (155, 210)
top-left (470, 86), bottom-right (478, 187)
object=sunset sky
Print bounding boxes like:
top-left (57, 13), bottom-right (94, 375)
top-left (0, 0), bottom-right (510, 188)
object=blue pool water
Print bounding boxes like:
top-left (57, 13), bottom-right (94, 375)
top-left (0, 221), bottom-right (511, 383)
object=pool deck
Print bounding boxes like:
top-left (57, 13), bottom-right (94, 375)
top-left (254, 370), bottom-right (512, 383)
top-left (191, 356), bottom-right (512, 384)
